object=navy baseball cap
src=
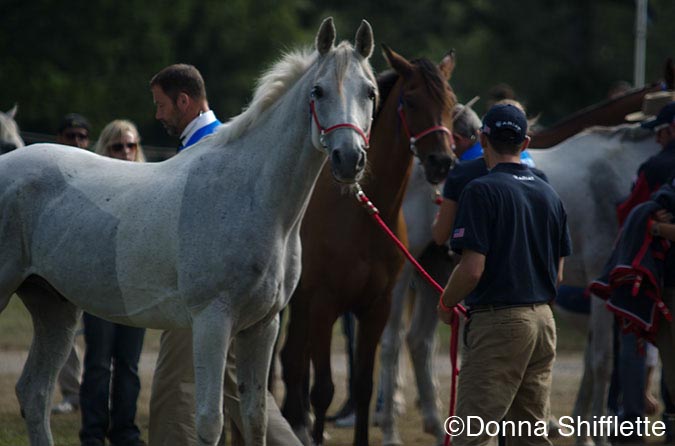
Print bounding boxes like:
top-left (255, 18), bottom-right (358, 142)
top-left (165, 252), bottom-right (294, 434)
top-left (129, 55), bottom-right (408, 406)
top-left (481, 103), bottom-right (528, 143)
top-left (641, 101), bottom-right (675, 130)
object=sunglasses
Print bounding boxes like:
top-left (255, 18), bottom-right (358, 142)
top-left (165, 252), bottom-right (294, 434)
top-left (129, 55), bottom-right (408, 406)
top-left (109, 142), bottom-right (138, 152)
top-left (64, 131), bottom-right (89, 140)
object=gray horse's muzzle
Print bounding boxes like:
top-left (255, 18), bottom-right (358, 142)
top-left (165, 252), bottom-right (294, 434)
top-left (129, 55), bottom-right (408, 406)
top-left (330, 145), bottom-right (367, 183)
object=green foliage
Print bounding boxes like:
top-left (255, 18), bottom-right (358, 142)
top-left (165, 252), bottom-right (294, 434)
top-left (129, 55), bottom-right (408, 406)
top-left (0, 298), bottom-right (32, 350)
top-left (0, 0), bottom-right (673, 145)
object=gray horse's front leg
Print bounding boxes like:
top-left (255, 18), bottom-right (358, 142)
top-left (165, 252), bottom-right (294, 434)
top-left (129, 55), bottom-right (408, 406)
top-left (589, 295), bottom-right (614, 446)
top-left (235, 314), bottom-right (280, 445)
top-left (378, 265), bottom-right (411, 446)
top-left (407, 277), bottom-right (444, 444)
top-left (192, 304), bottom-right (232, 446)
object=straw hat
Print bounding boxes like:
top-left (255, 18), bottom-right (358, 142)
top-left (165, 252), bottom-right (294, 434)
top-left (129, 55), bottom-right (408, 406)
top-left (625, 90), bottom-right (675, 122)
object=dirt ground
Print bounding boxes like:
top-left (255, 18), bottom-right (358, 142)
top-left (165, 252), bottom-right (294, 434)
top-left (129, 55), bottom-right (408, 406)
top-left (0, 335), bottom-right (585, 446)
top-left (0, 323), bottom-right (667, 445)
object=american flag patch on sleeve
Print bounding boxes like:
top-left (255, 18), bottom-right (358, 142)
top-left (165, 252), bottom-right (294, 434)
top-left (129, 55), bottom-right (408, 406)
top-left (453, 227), bottom-right (465, 238)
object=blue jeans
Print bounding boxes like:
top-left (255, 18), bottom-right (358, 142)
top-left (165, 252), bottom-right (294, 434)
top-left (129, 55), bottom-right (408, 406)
top-left (80, 313), bottom-right (145, 445)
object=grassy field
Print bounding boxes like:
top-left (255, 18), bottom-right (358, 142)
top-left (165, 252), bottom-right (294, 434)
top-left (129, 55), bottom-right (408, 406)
top-left (0, 295), bottom-right (662, 445)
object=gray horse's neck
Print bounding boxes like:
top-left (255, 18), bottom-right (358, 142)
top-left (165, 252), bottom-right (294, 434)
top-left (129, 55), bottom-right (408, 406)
top-left (184, 75), bottom-right (327, 238)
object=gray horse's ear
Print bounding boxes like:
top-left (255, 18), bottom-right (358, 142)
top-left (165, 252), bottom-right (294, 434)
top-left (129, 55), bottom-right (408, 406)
top-left (355, 20), bottom-right (374, 59)
top-left (316, 17), bottom-right (336, 56)
top-left (382, 43), bottom-right (413, 78)
top-left (7, 103), bottom-right (18, 119)
top-left (439, 49), bottom-right (456, 81)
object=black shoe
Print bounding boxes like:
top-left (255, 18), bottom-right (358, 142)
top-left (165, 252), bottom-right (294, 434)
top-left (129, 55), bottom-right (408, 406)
top-left (326, 400), bottom-right (354, 422)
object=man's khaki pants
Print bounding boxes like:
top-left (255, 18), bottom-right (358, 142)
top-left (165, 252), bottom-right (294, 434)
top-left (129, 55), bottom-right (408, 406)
top-left (148, 327), bottom-right (301, 446)
top-left (453, 304), bottom-right (556, 446)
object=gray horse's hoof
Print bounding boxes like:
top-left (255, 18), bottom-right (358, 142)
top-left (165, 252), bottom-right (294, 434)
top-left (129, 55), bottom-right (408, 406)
top-left (382, 434), bottom-right (403, 446)
top-left (294, 426), bottom-right (312, 446)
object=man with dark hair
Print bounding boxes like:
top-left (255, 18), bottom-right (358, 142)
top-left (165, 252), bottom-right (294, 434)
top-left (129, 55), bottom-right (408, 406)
top-left (437, 104), bottom-right (572, 446)
top-left (56, 113), bottom-right (91, 149)
top-left (150, 63), bottom-right (221, 152)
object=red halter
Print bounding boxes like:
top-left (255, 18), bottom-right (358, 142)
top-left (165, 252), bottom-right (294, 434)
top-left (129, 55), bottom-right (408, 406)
top-left (310, 100), bottom-right (370, 149)
top-left (397, 97), bottom-right (454, 155)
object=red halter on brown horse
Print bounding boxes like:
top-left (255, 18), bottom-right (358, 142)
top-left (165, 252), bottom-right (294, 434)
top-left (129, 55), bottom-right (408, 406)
top-left (280, 45), bottom-right (457, 446)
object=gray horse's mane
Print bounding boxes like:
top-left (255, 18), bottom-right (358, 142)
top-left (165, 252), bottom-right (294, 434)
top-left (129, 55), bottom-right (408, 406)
top-left (580, 123), bottom-right (656, 143)
top-left (215, 47), bottom-right (317, 145)
top-left (216, 41), bottom-right (371, 145)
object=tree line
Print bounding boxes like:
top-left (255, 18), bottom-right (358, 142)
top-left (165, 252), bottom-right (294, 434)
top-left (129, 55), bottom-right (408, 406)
top-left (1, 0), bottom-right (673, 155)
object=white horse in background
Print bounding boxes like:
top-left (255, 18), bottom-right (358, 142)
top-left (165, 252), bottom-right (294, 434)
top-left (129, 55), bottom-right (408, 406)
top-left (378, 161), bottom-right (450, 446)
top-left (378, 124), bottom-right (659, 446)
top-left (530, 125), bottom-right (659, 446)
top-left (0, 104), bottom-right (25, 153)
top-left (0, 17), bottom-right (376, 446)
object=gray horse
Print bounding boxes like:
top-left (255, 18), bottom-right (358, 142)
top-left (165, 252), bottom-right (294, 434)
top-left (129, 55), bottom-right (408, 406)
top-left (378, 160), bottom-right (450, 446)
top-left (534, 125), bottom-right (659, 446)
top-left (0, 18), bottom-right (376, 446)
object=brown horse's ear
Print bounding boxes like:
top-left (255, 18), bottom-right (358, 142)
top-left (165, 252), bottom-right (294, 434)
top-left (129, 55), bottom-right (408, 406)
top-left (382, 43), bottom-right (413, 78)
top-left (316, 17), bottom-right (336, 56)
top-left (355, 19), bottom-right (374, 59)
top-left (439, 49), bottom-right (456, 81)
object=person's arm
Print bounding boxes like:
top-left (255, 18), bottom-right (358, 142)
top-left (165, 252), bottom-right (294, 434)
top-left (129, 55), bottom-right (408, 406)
top-left (617, 171), bottom-right (652, 226)
top-left (649, 209), bottom-right (675, 241)
top-left (650, 221), bottom-right (675, 241)
top-left (557, 257), bottom-right (565, 286)
top-left (431, 199), bottom-right (457, 246)
top-left (437, 249), bottom-right (485, 324)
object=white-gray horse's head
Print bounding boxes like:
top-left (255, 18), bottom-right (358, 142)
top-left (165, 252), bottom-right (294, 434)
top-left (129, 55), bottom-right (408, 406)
top-left (309, 17), bottom-right (377, 183)
top-left (0, 104), bottom-right (25, 154)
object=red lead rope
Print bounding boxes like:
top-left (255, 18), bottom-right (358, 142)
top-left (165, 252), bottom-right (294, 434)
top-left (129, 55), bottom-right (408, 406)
top-left (354, 185), bottom-right (466, 446)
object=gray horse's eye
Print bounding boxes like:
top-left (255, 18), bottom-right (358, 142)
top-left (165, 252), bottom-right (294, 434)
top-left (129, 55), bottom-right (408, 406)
top-left (367, 86), bottom-right (376, 101)
top-left (310, 85), bottom-right (324, 99)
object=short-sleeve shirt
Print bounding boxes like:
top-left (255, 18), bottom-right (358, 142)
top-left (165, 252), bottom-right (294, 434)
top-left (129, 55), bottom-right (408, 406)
top-left (450, 162), bottom-right (572, 307)
top-left (443, 157), bottom-right (548, 202)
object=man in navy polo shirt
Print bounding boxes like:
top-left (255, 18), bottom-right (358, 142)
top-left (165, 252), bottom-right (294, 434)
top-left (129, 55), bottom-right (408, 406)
top-left (431, 100), bottom-right (544, 246)
top-left (438, 104), bottom-right (572, 446)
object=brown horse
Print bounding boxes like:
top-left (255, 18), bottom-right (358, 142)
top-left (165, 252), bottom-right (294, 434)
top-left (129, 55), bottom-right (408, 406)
top-left (530, 58), bottom-right (674, 148)
top-left (280, 45), bottom-right (457, 446)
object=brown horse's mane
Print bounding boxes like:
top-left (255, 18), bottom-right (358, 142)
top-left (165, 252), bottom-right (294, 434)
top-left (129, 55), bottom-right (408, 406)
top-left (374, 70), bottom-right (400, 118)
top-left (374, 58), bottom-right (455, 121)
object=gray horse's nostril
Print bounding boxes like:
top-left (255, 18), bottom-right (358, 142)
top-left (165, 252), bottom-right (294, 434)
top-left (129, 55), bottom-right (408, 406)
top-left (331, 150), bottom-right (342, 167)
top-left (357, 150), bottom-right (366, 171)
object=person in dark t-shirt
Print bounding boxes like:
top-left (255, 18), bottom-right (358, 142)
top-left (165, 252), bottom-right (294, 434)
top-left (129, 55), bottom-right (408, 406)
top-left (437, 103), bottom-right (572, 446)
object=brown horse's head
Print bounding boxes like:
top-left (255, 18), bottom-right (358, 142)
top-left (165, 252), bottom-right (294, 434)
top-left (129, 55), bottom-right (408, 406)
top-left (381, 44), bottom-right (457, 184)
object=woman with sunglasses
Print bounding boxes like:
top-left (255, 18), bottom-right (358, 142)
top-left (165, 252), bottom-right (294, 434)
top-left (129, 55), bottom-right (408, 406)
top-left (95, 119), bottom-right (146, 162)
top-left (80, 119), bottom-right (147, 446)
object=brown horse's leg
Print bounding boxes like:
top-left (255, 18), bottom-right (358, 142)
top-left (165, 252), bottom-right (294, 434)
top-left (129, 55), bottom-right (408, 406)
top-left (353, 302), bottom-right (391, 446)
top-left (309, 310), bottom-right (338, 446)
top-left (280, 292), bottom-right (312, 445)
